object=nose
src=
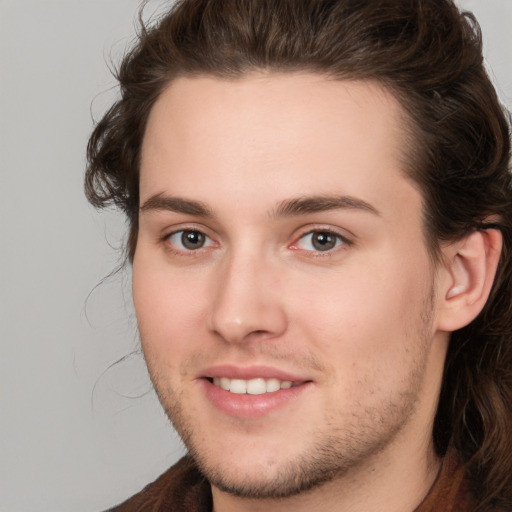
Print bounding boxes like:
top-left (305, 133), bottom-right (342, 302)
top-left (207, 251), bottom-right (287, 344)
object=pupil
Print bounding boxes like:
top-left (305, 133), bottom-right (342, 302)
top-left (182, 230), bottom-right (204, 249)
top-left (312, 232), bottom-right (336, 251)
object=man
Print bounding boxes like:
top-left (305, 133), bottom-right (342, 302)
top-left (86, 0), bottom-right (512, 510)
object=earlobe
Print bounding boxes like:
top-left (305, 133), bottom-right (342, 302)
top-left (436, 228), bottom-right (502, 332)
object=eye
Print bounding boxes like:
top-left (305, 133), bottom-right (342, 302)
top-left (296, 230), bottom-right (347, 252)
top-left (167, 229), bottom-right (213, 251)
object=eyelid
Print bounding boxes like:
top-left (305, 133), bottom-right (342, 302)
top-left (290, 226), bottom-right (353, 253)
top-left (159, 223), bottom-right (352, 255)
top-left (162, 225), bottom-right (217, 253)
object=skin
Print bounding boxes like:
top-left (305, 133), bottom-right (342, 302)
top-left (133, 73), bottom-right (454, 512)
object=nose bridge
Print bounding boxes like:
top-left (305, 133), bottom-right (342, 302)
top-left (208, 245), bottom-right (286, 343)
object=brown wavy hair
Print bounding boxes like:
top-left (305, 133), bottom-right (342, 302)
top-left (85, 1), bottom-right (512, 509)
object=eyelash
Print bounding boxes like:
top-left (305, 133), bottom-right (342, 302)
top-left (163, 228), bottom-right (215, 254)
top-left (292, 229), bottom-right (351, 254)
top-left (162, 227), bottom-right (352, 256)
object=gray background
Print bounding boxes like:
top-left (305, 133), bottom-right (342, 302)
top-left (0, 1), bottom-right (510, 511)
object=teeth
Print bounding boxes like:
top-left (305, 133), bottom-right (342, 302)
top-left (212, 377), bottom-right (296, 395)
top-left (247, 378), bottom-right (266, 395)
top-left (266, 378), bottom-right (281, 393)
top-left (220, 377), bottom-right (231, 390)
top-left (230, 379), bottom-right (247, 394)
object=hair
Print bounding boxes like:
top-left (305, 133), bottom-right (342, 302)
top-left (85, 1), bottom-right (512, 509)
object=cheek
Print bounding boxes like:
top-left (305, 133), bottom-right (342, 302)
top-left (287, 253), bottom-right (433, 375)
top-left (132, 256), bottom-right (209, 363)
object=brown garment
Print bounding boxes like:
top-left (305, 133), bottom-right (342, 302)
top-left (106, 457), bottom-right (212, 512)
top-left (413, 448), bottom-right (474, 512)
top-left (106, 449), bottom-right (474, 512)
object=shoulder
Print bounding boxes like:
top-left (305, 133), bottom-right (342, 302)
top-left (103, 456), bottom-right (212, 512)
top-left (416, 447), bottom-right (512, 512)
top-left (415, 448), bottom-right (474, 512)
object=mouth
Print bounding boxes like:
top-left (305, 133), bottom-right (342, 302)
top-left (201, 367), bottom-right (313, 418)
top-left (207, 377), bottom-right (303, 395)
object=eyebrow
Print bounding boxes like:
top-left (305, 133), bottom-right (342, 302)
top-left (273, 195), bottom-right (380, 218)
top-left (139, 193), bottom-right (380, 218)
top-left (140, 194), bottom-right (213, 217)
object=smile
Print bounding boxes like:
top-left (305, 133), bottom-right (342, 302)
top-left (211, 377), bottom-right (300, 395)
top-left (202, 370), bottom-right (312, 418)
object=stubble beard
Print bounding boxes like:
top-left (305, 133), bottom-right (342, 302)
top-left (160, 378), bottom-right (427, 500)
top-left (147, 290), bottom-right (436, 500)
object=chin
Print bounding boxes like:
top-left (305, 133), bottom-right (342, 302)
top-left (190, 444), bottom-right (346, 500)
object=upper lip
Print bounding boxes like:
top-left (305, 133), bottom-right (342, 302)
top-left (200, 364), bottom-right (312, 382)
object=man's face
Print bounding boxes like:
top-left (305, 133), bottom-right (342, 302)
top-left (133, 74), bottom-right (449, 499)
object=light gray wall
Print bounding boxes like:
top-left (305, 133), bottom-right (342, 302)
top-left (0, 2), bottom-right (185, 511)
top-left (0, 1), bottom-right (510, 511)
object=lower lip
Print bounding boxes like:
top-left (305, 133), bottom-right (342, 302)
top-left (201, 379), bottom-right (311, 419)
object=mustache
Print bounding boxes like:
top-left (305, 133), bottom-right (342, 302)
top-left (179, 344), bottom-right (327, 377)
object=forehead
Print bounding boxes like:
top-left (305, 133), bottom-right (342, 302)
top-left (140, 73), bottom-right (418, 222)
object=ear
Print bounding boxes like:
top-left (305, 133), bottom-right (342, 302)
top-left (436, 228), bottom-right (502, 332)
